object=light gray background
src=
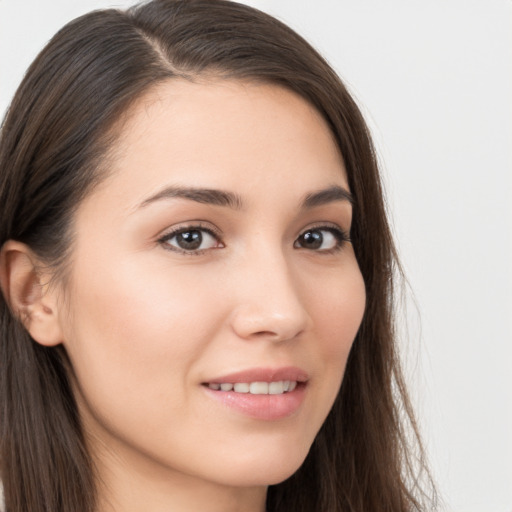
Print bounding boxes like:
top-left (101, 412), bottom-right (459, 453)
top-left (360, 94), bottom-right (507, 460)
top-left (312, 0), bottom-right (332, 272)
top-left (1, 1), bottom-right (511, 511)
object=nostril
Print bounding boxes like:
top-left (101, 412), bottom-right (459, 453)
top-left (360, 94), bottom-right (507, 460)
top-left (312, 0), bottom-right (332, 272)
top-left (253, 330), bottom-right (278, 337)
top-left (244, 326), bottom-right (305, 343)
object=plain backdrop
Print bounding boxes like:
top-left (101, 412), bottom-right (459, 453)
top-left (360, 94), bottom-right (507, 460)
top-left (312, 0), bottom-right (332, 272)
top-left (1, 1), bottom-right (511, 511)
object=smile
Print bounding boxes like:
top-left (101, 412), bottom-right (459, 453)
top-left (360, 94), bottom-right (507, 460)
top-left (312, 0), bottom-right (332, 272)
top-left (206, 381), bottom-right (298, 394)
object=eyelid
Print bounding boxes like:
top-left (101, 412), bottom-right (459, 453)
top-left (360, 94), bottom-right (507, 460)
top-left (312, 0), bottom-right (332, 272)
top-left (157, 222), bottom-right (224, 255)
top-left (157, 221), bottom-right (222, 240)
top-left (298, 221), bottom-right (351, 239)
top-left (294, 222), bottom-right (351, 252)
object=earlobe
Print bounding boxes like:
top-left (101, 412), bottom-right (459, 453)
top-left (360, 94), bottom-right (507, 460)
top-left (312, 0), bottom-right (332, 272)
top-left (0, 240), bottom-right (63, 346)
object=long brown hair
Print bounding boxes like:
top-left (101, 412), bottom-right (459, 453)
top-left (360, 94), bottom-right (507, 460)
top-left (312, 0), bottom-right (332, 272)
top-left (0, 1), bottom-right (435, 510)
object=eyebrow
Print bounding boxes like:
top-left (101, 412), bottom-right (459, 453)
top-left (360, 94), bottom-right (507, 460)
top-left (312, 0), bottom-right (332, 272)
top-left (139, 186), bottom-right (244, 210)
top-left (300, 185), bottom-right (354, 209)
top-left (138, 184), bottom-right (353, 210)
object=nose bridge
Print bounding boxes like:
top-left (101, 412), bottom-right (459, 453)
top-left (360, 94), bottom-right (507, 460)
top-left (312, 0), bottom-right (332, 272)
top-left (230, 242), bottom-right (309, 341)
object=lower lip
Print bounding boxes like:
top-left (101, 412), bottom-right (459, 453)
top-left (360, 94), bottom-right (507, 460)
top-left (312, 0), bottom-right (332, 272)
top-left (203, 384), bottom-right (306, 420)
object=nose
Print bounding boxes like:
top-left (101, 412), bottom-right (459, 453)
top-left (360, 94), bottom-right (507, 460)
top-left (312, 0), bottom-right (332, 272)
top-left (229, 250), bottom-right (310, 343)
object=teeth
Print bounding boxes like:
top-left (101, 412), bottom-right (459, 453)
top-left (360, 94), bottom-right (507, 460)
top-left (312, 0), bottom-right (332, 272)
top-left (250, 382), bottom-right (268, 394)
top-left (268, 381), bottom-right (283, 394)
top-left (208, 380), bottom-right (298, 394)
top-left (234, 383), bottom-right (249, 393)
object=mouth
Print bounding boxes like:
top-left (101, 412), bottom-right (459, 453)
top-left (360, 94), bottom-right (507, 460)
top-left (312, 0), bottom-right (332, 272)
top-left (203, 380), bottom-right (298, 395)
top-left (201, 367), bottom-right (308, 420)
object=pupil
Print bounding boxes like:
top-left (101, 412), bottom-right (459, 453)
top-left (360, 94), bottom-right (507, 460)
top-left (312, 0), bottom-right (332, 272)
top-left (177, 230), bottom-right (202, 250)
top-left (301, 230), bottom-right (322, 249)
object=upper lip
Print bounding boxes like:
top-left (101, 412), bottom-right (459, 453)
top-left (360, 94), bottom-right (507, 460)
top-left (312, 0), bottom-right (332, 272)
top-left (204, 366), bottom-right (309, 384)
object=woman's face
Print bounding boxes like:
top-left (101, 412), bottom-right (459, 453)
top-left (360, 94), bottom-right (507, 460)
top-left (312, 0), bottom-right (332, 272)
top-left (57, 80), bottom-right (365, 490)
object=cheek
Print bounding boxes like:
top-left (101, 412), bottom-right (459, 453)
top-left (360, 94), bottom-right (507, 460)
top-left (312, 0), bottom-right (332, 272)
top-left (297, 257), bottom-right (366, 429)
top-left (60, 255), bottom-right (226, 412)
top-left (66, 252), bottom-right (223, 345)
top-left (310, 261), bottom-right (366, 359)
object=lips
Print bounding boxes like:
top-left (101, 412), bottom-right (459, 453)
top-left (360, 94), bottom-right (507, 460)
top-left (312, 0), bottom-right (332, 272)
top-left (202, 366), bottom-right (308, 420)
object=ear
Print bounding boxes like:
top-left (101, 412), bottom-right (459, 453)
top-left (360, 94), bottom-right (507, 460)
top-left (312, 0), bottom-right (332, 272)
top-left (0, 240), bottom-right (63, 346)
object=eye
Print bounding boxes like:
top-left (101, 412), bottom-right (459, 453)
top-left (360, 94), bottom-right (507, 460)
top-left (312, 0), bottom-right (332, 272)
top-left (159, 226), bottom-right (223, 254)
top-left (294, 226), bottom-right (349, 252)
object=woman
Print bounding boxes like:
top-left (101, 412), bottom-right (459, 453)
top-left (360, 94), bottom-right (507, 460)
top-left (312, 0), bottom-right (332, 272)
top-left (0, 1), bottom-right (435, 511)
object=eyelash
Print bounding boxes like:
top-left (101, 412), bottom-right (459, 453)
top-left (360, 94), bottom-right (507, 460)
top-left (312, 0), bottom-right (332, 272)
top-left (294, 224), bottom-right (351, 254)
top-left (157, 223), bottom-right (351, 256)
top-left (157, 223), bottom-right (223, 256)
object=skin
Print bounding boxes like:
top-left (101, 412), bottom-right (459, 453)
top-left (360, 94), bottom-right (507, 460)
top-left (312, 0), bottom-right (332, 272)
top-left (2, 80), bottom-right (366, 511)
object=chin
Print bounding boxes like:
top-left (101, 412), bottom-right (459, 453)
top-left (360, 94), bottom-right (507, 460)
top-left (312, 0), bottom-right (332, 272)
top-left (208, 443), bottom-right (311, 488)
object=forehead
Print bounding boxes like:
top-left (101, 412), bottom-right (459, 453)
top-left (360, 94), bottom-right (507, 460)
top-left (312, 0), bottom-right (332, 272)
top-left (91, 79), bottom-right (348, 212)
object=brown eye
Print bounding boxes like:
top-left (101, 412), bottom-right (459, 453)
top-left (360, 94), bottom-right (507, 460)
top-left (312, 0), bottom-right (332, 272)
top-left (297, 230), bottom-right (323, 249)
top-left (294, 228), bottom-right (345, 251)
top-left (175, 230), bottom-right (203, 250)
top-left (161, 228), bottom-right (221, 253)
